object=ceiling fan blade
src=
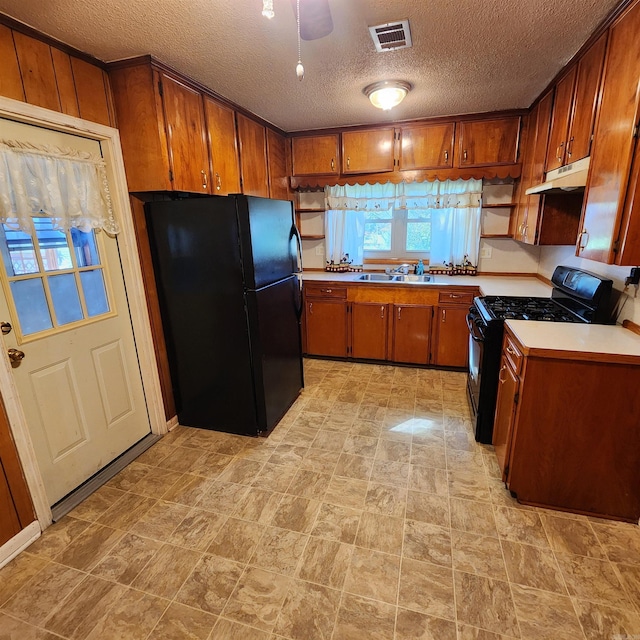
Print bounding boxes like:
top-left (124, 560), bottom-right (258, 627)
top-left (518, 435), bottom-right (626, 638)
top-left (291, 0), bottom-right (334, 41)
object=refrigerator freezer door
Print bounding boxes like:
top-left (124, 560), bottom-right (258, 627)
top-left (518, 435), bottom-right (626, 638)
top-left (245, 275), bottom-right (304, 432)
top-left (238, 196), bottom-right (298, 289)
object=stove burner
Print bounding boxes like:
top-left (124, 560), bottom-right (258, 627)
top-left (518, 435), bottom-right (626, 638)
top-left (479, 296), bottom-right (584, 323)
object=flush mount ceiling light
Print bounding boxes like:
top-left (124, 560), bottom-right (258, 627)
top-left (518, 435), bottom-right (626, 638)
top-left (262, 0), bottom-right (274, 19)
top-left (364, 80), bottom-right (412, 110)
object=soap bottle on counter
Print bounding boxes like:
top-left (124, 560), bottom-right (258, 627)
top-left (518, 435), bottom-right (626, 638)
top-left (415, 259), bottom-right (424, 275)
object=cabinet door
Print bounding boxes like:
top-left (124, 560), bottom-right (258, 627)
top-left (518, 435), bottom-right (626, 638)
top-left (457, 117), bottom-right (520, 167)
top-left (513, 107), bottom-right (537, 242)
top-left (237, 113), bottom-right (270, 197)
top-left (391, 304), bottom-right (432, 365)
top-left (493, 356), bottom-right (519, 478)
top-left (342, 128), bottom-right (396, 174)
top-left (351, 302), bottom-right (388, 360)
top-left (267, 128), bottom-right (291, 201)
top-left (305, 300), bottom-right (348, 357)
top-left (400, 123), bottom-right (455, 170)
top-left (203, 97), bottom-right (241, 195)
top-left (566, 33), bottom-right (607, 165)
top-left (161, 73), bottom-right (211, 193)
top-left (545, 68), bottom-right (576, 172)
top-left (433, 306), bottom-right (469, 367)
top-left (292, 135), bottom-right (339, 175)
top-left (580, 0), bottom-right (640, 264)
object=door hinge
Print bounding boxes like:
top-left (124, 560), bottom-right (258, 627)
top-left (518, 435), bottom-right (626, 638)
top-left (612, 239), bottom-right (620, 253)
top-left (633, 124), bottom-right (639, 139)
top-left (158, 80), bottom-right (163, 97)
top-left (168, 169), bottom-right (174, 182)
top-left (514, 392), bottom-right (519, 404)
top-left (504, 464), bottom-right (510, 477)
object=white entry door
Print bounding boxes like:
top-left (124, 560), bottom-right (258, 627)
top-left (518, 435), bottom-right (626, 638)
top-left (0, 119), bottom-right (151, 505)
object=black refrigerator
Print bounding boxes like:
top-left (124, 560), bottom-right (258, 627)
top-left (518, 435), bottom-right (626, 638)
top-left (145, 195), bottom-right (304, 437)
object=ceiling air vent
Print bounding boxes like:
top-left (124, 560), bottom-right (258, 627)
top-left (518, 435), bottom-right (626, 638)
top-left (368, 19), bottom-right (412, 53)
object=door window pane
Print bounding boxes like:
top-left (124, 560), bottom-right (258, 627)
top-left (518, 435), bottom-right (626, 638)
top-left (80, 269), bottom-right (110, 317)
top-left (71, 228), bottom-right (100, 267)
top-left (49, 274), bottom-right (83, 325)
top-left (35, 218), bottom-right (72, 271)
top-left (10, 279), bottom-right (53, 335)
top-left (0, 225), bottom-right (39, 276)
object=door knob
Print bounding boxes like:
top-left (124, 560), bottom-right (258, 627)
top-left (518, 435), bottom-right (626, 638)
top-left (7, 348), bottom-right (25, 366)
top-left (0, 322), bottom-right (12, 335)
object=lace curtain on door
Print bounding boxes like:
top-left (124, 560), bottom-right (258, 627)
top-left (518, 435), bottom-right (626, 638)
top-left (324, 179), bottom-right (482, 267)
top-left (0, 139), bottom-right (119, 235)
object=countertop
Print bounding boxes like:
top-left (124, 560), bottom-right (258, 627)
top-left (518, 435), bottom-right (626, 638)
top-left (505, 319), bottom-right (640, 364)
top-left (301, 271), bottom-right (553, 297)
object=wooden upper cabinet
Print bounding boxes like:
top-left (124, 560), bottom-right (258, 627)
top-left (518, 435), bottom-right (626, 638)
top-left (457, 117), bottom-right (520, 167)
top-left (203, 96), bottom-right (241, 195)
top-left (399, 122), bottom-right (455, 170)
top-left (580, 1), bottom-right (640, 264)
top-left (546, 33), bottom-right (607, 172)
top-left (71, 57), bottom-right (113, 127)
top-left (291, 134), bottom-right (340, 175)
top-left (266, 128), bottom-right (291, 201)
top-left (0, 25), bottom-right (25, 101)
top-left (342, 128), bottom-right (395, 174)
top-left (12, 32), bottom-right (60, 112)
top-left (237, 113), bottom-right (269, 197)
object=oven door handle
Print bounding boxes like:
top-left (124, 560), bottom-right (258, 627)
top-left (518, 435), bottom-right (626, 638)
top-left (466, 313), bottom-right (485, 343)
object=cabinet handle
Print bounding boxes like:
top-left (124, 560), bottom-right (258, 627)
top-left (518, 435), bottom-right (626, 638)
top-left (397, 307), bottom-right (402, 320)
top-left (448, 293), bottom-right (462, 299)
top-left (215, 172), bottom-right (221, 191)
top-left (463, 149), bottom-right (468, 162)
top-left (444, 150), bottom-right (449, 162)
top-left (556, 142), bottom-right (565, 163)
top-left (442, 309), bottom-right (446, 322)
top-left (578, 229), bottom-right (589, 251)
top-left (347, 156), bottom-right (350, 170)
top-left (523, 223), bottom-right (528, 242)
top-left (309, 302), bottom-right (313, 315)
top-left (380, 306), bottom-right (385, 318)
top-left (567, 137), bottom-right (574, 158)
top-left (322, 289), bottom-right (332, 294)
top-left (201, 170), bottom-right (208, 189)
top-left (506, 346), bottom-right (516, 356)
top-left (498, 364), bottom-right (507, 383)
top-left (331, 158), bottom-right (335, 171)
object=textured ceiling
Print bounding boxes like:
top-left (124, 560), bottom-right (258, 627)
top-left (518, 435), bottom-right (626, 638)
top-left (0, 0), bottom-right (621, 132)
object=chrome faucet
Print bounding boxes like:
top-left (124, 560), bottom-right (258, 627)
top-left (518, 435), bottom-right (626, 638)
top-left (386, 263), bottom-right (411, 275)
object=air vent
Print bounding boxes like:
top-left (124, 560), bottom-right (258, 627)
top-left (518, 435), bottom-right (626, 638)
top-left (369, 19), bottom-right (412, 53)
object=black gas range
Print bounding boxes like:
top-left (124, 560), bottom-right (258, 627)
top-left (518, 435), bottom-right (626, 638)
top-left (467, 266), bottom-right (613, 444)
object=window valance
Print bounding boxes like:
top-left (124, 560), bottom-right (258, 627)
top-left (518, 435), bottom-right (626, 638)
top-left (0, 139), bottom-right (119, 235)
top-left (325, 180), bottom-right (482, 211)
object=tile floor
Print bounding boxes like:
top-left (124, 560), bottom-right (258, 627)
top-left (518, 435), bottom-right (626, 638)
top-left (1, 359), bottom-right (640, 639)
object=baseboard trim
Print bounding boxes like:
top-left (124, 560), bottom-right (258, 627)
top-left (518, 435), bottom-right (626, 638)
top-left (50, 433), bottom-right (162, 522)
top-left (167, 415), bottom-right (179, 431)
top-left (0, 521), bottom-right (41, 569)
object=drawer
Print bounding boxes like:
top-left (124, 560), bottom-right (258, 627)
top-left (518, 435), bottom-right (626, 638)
top-left (503, 334), bottom-right (523, 374)
top-left (304, 284), bottom-right (347, 299)
top-left (438, 290), bottom-right (474, 306)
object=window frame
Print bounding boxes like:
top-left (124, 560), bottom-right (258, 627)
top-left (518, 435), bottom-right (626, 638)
top-left (364, 207), bottom-right (431, 261)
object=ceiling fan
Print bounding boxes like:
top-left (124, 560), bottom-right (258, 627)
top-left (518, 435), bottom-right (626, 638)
top-left (291, 0), bottom-right (333, 40)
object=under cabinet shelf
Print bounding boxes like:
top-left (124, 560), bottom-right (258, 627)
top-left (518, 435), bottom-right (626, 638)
top-left (295, 208), bottom-right (326, 213)
top-left (301, 234), bottom-right (325, 240)
top-left (482, 202), bottom-right (517, 208)
top-left (480, 233), bottom-right (513, 238)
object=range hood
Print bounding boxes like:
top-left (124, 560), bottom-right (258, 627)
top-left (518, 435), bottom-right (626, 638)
top-left (525, 157), bottom-right (590, 195)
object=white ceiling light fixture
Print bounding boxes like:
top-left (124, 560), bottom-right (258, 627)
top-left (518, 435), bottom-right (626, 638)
top-left (364, 80), bottom-right (412, 110)
top-left (262, 0), bottom-right (274, 19)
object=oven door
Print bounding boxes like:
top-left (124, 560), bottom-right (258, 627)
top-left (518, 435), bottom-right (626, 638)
top-left (466, 307), bottom-right (485, 415)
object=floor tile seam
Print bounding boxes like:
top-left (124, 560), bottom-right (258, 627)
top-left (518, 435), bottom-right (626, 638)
top-left (610, 561), bottom-right (640, 617)
top-left (0, 609), bottom-right (71, 640)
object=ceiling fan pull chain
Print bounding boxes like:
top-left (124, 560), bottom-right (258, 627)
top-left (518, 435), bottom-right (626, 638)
top-left (296, 0), bottom-right (305, 81)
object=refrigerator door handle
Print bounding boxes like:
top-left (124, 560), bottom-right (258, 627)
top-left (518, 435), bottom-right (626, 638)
top-left (291, 223), bottom-right (304, 274)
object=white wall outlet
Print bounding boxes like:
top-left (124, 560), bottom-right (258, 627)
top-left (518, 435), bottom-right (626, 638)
top-left (480, 246), bottom-right (493, 259)
top-left (315, 246), bottom-right (324, 256)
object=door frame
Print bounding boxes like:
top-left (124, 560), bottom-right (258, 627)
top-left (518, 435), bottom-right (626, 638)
top-left (0, 96), bottom-right (166, 529)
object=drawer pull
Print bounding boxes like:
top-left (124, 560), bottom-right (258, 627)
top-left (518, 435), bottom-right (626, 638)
top-left (506, 346), bottom-right (516, 356)
top-left (322, 289), bottom-right (332, 294)
top-left (498, 364), bottom-right (507, 383)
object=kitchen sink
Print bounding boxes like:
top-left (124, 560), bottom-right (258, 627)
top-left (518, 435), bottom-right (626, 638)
top-left (357, 274), bottom-right (396, 281)
top-left (393, 274), bottom-right (433, 283)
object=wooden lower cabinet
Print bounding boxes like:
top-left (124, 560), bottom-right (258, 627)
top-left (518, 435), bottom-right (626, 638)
top-left (305, 299), bottom-right (348, 357)
top-left (433, 305), bottom-right (470, 367)
top-left (350, 302), bottom-right (388, 360)
top-left (391, 304), bottom-right (433, 365)
top-left (0, 462), bottom-right (22, 545)
top-left (498, 326), bottom-right (640, 522)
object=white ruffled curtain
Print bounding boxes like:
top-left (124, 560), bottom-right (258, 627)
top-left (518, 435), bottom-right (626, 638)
top-left (324, 179), bottom-right (482, 267)
top-left (0, 139), bottom-right (119, 235)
